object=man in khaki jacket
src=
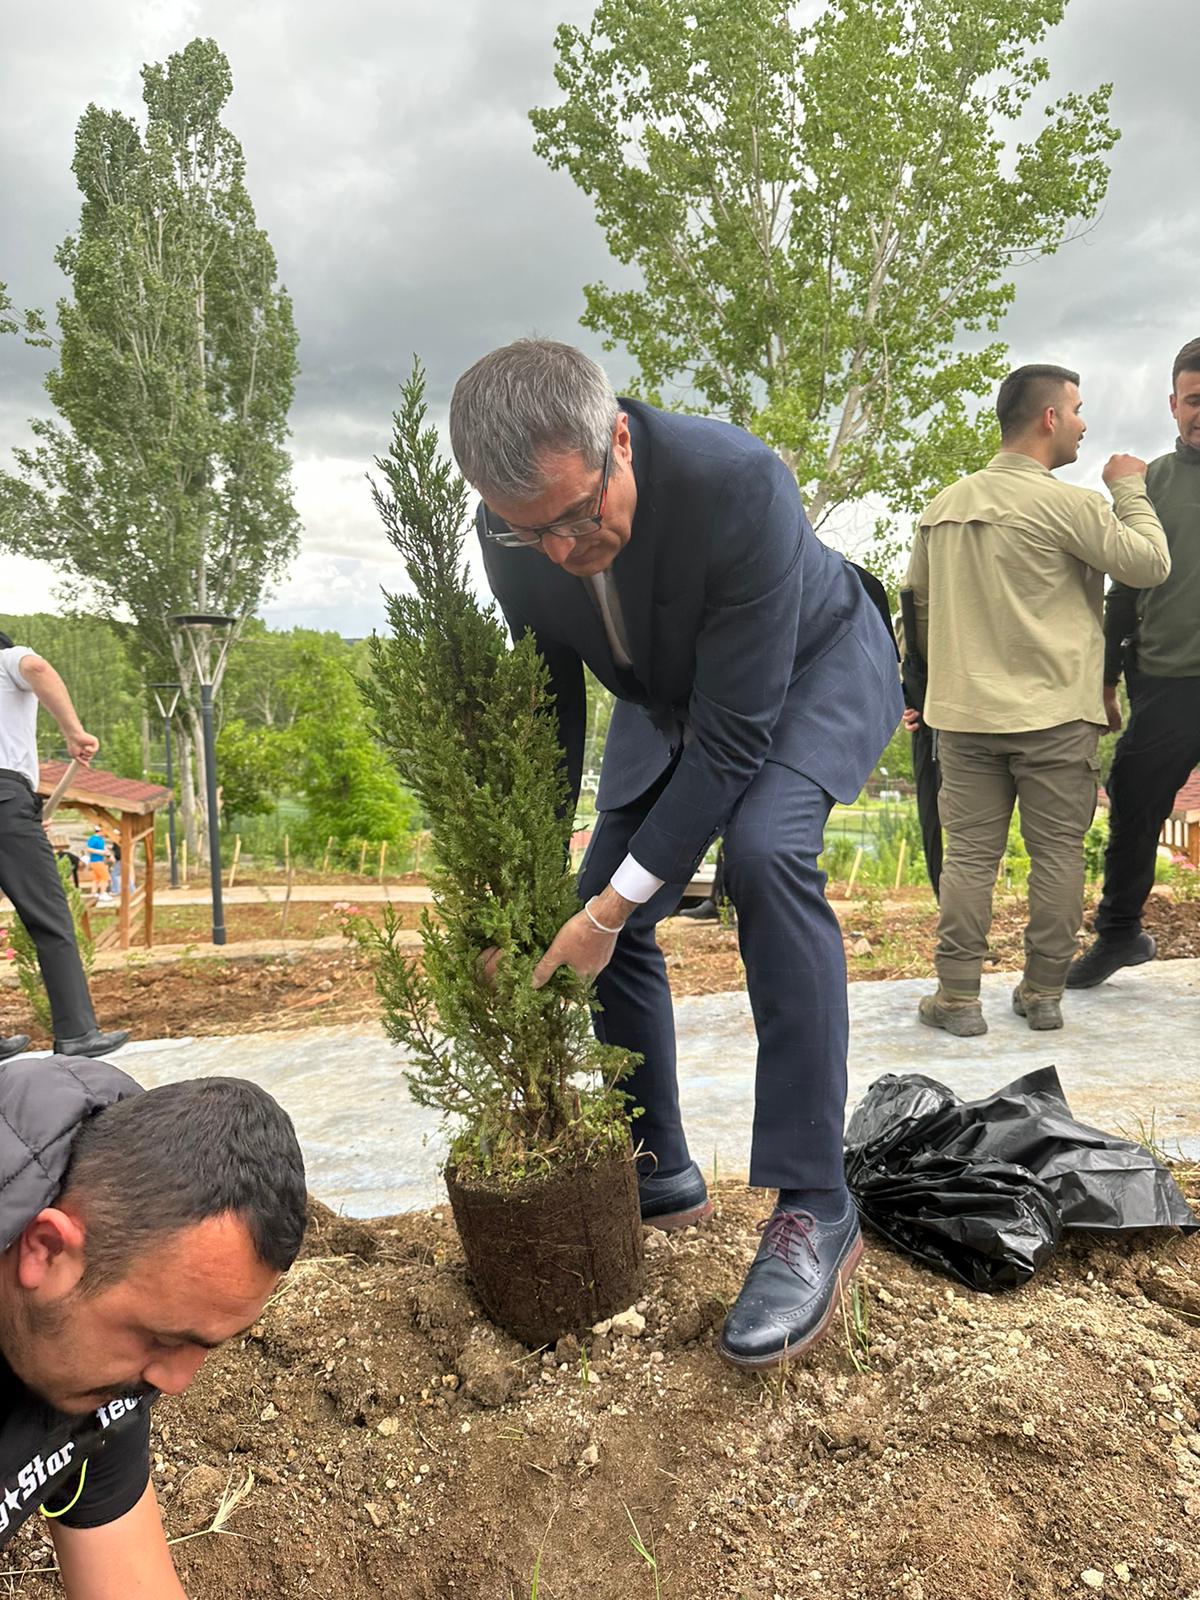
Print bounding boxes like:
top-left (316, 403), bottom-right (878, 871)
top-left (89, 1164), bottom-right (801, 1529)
top-left (906, 364), bottom-right (1170, 1036)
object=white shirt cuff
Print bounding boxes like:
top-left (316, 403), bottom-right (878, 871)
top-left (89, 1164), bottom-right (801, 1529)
top-left (610, 853), bottom-right (664, 904)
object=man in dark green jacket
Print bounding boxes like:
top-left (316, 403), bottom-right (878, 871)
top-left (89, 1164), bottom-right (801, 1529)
top-left (1069, 337), bottom-right (1200, 986)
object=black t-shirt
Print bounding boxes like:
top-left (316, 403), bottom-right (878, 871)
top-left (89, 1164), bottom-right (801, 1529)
top-left (0, 1358), bottom-right (152, 1549)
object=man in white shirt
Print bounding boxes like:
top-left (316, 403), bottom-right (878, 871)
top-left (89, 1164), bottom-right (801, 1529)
top-left (0, 632), bottom-right (130, 1060)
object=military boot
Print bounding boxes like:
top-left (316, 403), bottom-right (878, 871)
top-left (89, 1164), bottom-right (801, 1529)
top-left (917, 989), bottom-right (987, 1037)
top-left (1012, 980), bottom-right (1063, 1031)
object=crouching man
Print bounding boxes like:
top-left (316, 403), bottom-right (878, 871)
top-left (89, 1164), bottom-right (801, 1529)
top-left (0, 1057), bottom-right (307, 1595)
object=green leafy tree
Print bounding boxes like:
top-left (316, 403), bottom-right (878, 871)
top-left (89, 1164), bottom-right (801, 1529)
top-left (218, 620), bottom-right (363, 730)
top-left (0, 38), bottom-right (300, 860)
top-left (0, 612), bottom-right (142, 762)
top-left (531, 0), bottom-right (1118, 534)
top-left (279, 643), bottom-right (416, 854)
top-left (582, 669), bottom-right (614, 800)
top-left (214, 716), bottom-right (279, 819)
top-left (100, 716), bottom-right (147, 781)
top-left (0, 282), bottom-right (47, 346)
top-left (358, 366), bottom-right (631, 1176)
top-left (874, 721), bottom-right (915, 785)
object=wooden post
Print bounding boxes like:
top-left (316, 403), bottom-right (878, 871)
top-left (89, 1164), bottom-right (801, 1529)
top-left (357, 838), bottom-right (368, 875)
top-left (378, 840), bottom-right (388, 882)
top-left (283, 833), bottom-right (290, 875)
top-left (227, 833), bottom-right (242, 889)
top-left (181, 838), bottom-right (189, 889)
top-left (279, 865), bottom-right (295, 937)
top-left (118, 812), bottom-right (133, 950)
top-left (141, 819), bottom-right (155, 950)
top-left (847, 846), bottom-right (864, 898)
top-left (321, 835), bottom-right (334, 874)
top-left (893, 836), bottom-right (908, 892)
top-left (412, 832), bottom-right (424, 877)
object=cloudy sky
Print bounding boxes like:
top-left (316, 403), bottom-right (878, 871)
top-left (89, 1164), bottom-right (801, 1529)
top-left (1, 0), bottom-right (1196, 635)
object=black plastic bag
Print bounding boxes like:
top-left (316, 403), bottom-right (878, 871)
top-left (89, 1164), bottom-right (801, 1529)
top-left (843, 1065), bottom-right (1198, 1292)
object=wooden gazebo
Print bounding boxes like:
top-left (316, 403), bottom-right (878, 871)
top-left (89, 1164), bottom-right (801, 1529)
top-left (38, 762), bottom-right (171, 951)
top-left (1160, 770), bottom-right (1200, 867)
top-left (1097, 768), bottom-right (1200, 868)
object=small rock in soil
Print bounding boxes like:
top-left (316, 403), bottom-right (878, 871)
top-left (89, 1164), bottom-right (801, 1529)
top-left (457, 1326), bottom-right (523, 1408)
top-left (610, 1307), bottom-right (647, 1338)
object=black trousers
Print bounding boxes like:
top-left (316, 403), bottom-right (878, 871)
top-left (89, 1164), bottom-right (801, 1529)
top-left (0, 772), bottom-right (97, 1038)
top-left (580, 760), bottom-right (848, 1192)
top-left (911, 722), bottom-right (943, 899)
top-left (1095, 674), bottom-right (1200, 942)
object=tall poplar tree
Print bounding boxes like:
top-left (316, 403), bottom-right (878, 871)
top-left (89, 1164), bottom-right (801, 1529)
top-left (0, 38), bottom-right (299, 856)
top-left (531, 0), bottom-right (1118, 534)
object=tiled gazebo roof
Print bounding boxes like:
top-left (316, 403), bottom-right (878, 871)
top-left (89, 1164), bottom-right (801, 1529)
top-left (37, 761), bottom-right (170, 817)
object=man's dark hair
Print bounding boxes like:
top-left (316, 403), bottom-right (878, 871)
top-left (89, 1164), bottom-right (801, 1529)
top-left (0, 632), bottom-right (14, 650)
top-left (995, 364), bottom-right (1080, 440)
top-left (59, 1077), bottom-right (307, 1291)
top-left (1172, 338), bottom-right (1200, 388)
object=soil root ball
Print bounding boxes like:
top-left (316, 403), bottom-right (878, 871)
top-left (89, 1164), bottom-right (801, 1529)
top-left (446, 1150), bottom-right (645, 1346)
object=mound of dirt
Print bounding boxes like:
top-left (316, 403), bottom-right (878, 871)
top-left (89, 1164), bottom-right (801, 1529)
top-left (7, 1184), bottom-right (1200, 1599)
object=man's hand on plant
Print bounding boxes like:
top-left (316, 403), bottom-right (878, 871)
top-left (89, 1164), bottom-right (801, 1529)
top-left (531, 886), bottom-right (635, 990)
top-left (531, 910), bottom-right (619, 989)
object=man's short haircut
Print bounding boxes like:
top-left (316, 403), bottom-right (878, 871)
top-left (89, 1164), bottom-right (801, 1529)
top-left (59, 1076), bottom-right (307, 1292)
top-left (0, 632), bottom-right (13, 649)
top-left (1172, 338), bottom-right (1200, 388)
top-left (995, 364), bottom-right (1080, 440)
top-left (449, 338), bottom-right (619, 504)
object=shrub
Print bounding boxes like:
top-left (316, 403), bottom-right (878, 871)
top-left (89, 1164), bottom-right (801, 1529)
top-left (1083, 811), bottom-right (1109, 882)
top-left (819, 834), bottom-right (859, 882)
top-left (356, 365), bottom-right (632, 1179)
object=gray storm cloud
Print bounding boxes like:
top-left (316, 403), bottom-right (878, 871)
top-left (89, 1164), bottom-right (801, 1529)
top-left (2, 0), bottom-right (1195, 630)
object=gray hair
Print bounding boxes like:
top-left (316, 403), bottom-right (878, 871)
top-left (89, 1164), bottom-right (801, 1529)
top-left (449, 339), bottom-right (619, 504)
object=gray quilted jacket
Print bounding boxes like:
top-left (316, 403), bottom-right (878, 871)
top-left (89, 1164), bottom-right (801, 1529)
top-left (0, 1055), bottom-right (142, 1249)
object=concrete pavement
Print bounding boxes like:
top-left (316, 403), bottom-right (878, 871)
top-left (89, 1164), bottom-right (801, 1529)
top-left (11, 957), bottom-right (1192, 1219)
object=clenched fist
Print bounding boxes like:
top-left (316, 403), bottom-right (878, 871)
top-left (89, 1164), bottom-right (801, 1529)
top-left (1102, 454), bottom-right (1147, 486)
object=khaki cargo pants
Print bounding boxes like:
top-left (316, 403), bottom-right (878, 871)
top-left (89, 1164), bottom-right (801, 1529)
top-left (934, 721), bottom-right (1100, 998)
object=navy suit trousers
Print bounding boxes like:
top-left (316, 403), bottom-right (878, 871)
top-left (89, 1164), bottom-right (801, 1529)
top-left (579, 758), bottom-right (847, 1191)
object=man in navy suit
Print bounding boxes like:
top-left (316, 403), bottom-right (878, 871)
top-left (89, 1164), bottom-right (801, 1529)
top-left (449, 340), bottom-right (902, 1369)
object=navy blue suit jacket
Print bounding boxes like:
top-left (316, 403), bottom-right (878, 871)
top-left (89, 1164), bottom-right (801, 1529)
top-left (479, 401), bottom-right (903, 885)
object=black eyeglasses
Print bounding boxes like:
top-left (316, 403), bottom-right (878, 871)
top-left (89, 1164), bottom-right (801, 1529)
top-left (484, 438), bottom-right (613, 549)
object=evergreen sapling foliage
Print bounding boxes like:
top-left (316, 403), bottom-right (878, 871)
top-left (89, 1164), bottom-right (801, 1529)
top-left (361, 366), bottom-right (633, 1181)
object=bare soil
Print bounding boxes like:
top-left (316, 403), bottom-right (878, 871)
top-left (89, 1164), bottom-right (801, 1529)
top-left (659, 888), bottom-right (1200, 997)
top-left (4, 892), bottom-right (1200, 1595)
top-left (6, 1185), bottom-right (1200, 1600)
top-left (3, 891), bottom-right (1198, 1048)
top-left (101, 899), bottom-right (424, 948)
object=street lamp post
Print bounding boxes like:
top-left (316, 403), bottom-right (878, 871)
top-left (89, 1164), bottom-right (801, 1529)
top-left (169, 615), bottom-right (236, 947)
top-left (150, 683), bottom-right (182, 889)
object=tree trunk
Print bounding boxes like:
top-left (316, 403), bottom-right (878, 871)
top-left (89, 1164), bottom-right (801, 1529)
top-left (178, 722), bottom-right (202, 862)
